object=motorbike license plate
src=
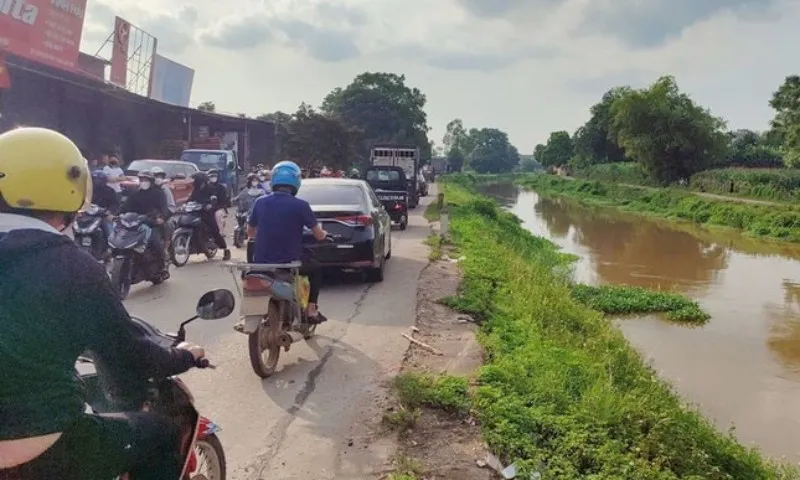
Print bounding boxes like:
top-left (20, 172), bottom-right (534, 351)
top-left (81, 237), bottom-right (92, 246)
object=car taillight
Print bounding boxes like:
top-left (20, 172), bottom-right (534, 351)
top-left (336, 215), bottom-right (373, 226)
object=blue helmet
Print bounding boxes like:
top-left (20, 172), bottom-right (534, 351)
top-left (270, 161), bottom-right (302, 194)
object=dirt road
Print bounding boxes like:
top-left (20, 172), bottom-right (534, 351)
top-left (121, 190), bottom-right (434, 479)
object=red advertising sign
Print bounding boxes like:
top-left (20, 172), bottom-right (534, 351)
top-left (0, 0), bottom-right (88, 72)
top-left (109, 16), bottom-right (130, 86)
top-left (0, 52), bottom-right (10, 89)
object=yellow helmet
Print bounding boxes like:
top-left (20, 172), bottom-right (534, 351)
top-left (0, 127), bottom-right (90, 213)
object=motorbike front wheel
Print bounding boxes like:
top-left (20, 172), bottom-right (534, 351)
top-left (110, 257), bottom-right (132, 300)
top-left (191, 433), bottom-right (227, 480)
top-left (172, 232), bottom-right (192, 267)
top-left (248, 300), bottom-right (284, 378)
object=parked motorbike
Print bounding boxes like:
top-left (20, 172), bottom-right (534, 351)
top-left (224, 240), bottom-right (334, 378)
top-left (108, 212), bottom-right (170, 300)
top-left (77, 288), bottom-right (234, 479)
top-left (171, 200), bottom-right (220, 267)
top-left (232, 188), bottom-right (266, 248)
top-left (73, 203), bottom-right (110, 262)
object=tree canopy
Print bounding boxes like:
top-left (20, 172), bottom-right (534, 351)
top-left (439, 119), bottom-right (520, 173)
top-left (197, 101), bottom-right (216, 112)
top-left (321, 72), bottom-right (432, 161)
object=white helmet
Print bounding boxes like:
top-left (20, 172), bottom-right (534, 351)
top-left (151, 167), bottom-right (166, 178)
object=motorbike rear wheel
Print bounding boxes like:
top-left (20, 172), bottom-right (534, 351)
top-left (172, 232), bottom-right (191, 267)
top-left (191, 433), bottom-right (227, 480)
top-left (248, 300), bottom-right (283, 378)
top-left (205, 238), bottom-right (219, 259)
top-left (110, 257), bottom-right (132, 300)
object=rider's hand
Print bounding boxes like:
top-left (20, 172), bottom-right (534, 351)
top-left (154, 217), bottom-right (164, 225)
top-left (177, 342), bottom-right (205, 361)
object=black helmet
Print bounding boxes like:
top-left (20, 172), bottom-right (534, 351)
top-left (192, 171), bottom-right (208, 185)
top-left (246, 173), bottom-right (258, 183)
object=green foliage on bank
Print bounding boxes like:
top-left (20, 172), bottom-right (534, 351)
top-left (440, 179), bottom-right (796, 479)
top-left (571, 284), bottom-right (710, 324)
top-left (690, 168), bottom-right (800, 203)
top-left (572, 162), bottom-right (655, 186)
top-left (522, 175), bottom-right (800, 243)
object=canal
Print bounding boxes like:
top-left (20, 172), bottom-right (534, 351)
top-left (479, 181), bottom-right (800, 461)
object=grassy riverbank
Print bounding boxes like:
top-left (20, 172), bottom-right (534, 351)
top-left (438, 176), bottom-right (796, 479)
top-left (521, 174), bottom-right (800, 243)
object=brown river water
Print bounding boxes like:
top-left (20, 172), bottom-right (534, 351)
top-left (478, 182), bottom-right (800, 462)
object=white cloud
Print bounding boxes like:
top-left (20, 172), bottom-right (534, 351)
top-left (79, 0), bottom-right (800, 153)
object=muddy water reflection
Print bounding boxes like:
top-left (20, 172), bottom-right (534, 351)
top-left (480, 182), bottom-right (800, 461)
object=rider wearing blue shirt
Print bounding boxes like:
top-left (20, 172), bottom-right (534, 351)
top-left (247, 161), bottom-right (328, 322)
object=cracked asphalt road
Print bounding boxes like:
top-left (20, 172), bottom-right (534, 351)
top-left (122, 189), bottom-right (434, 479)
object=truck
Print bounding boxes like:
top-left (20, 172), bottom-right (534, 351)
top-left (180, 139), bottom-right (243, 196)
top-left (370, 144), bottom-right (420, 208)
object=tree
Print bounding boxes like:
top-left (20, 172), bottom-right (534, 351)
top-left (769, 76), bottom-right (800, 166)
top-left (197, 101), bottom-right (216, 112)
top-left (537, 131), bottom-right (574, 168)
top-left (446, 147), bottom-right (466, 172)
top-left (257, 111), bottom-right (293, 161)
top-left (443, 118), bottom-right (468, 154)
top-left (283, 103), bottom-right (359, 171)
top-left (609, 76), bottom-right (727, 184)
top-left (533, 144), bottom-right (546, 163)
top-left (573, 87), bottom-right (630, 165)
top-left (465, 128), bottom-right (520, 173)
top-left (519, 155), bottom-right (542, 172)
top-left (321, 72), bottom-right (431, 159)
top-left (723, 129), bottom-right (782, 168)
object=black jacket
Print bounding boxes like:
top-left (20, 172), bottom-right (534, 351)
top-left (120, 186), bottom-right (168, 219)
top-left (190, 183), bottom-right (229, 210)
top-left (91, 184), bottom-right (119, 213)
top-left (0, 222), bottom-right (196, 440)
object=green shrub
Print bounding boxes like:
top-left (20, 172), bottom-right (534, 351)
top-left (438, 179), bottom-right (795, 479)
top-left (690, 168), bottom-right (800, 202)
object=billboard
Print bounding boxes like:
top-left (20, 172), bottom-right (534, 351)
top-left (149, 54), bottom-right (194, 107)
top-left (0, 0), bottom-right (87, 72)
top-left (109, 16), bottom-right (130, 86)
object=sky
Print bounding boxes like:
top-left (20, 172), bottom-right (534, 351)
top-left (79, 0), bottom-right (800, 154)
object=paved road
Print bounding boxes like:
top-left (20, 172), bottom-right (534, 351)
top-left (121, 190), bottom-right (434, 479)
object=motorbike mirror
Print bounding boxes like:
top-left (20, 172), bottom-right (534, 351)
top-left (196, 289), bottom-right (236, 319)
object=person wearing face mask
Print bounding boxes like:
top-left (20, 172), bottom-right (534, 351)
top-left (188, 172), bottom-right (231, 260)
top-left (205, 168), bottom-right (231, 239)
top-left (151, 167), bottom-right (176, 255)
top-left (119, 170), bottom-right (170, 273)
top-left (0, 128), bottom-right (205, 479)
top-left (102, 154), bottom-right (126, 195)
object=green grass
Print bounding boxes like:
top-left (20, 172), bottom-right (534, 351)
top-left (424, 200), bottom-right (441, 222)
top-left (521, 174), bottom-right (800, 243)
top-left (423, 234), bottom-right (443, 261)
top-left (571, 284), bottom-right (711, 324)
top-left (382, 372), bottom-right (472, 432)
top-left (435, 177), bottom-right (797, 479)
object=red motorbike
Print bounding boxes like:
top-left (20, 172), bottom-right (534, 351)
top-left (78, 289), bottom-right (234, 479)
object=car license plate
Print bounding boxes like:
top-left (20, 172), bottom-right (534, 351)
top-left (81, 237), bottom-right (92, 246)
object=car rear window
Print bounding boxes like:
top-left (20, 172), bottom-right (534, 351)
top-left (126, 160), bottom-right (162, 174)
top-left (366, 170), bottom-right (402, 182)
top-left (297, 185), bottom-right (365, 206)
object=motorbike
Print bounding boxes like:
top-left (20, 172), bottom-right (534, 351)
top-left (73, 203), bottom-right (110, 262)
top-left (224, 239), bottom-right (335, 378)
top-left (77, 289), bottom-right (234, 479)
top-left (108, 212), bottom-right (170, 300)
top-left (232, 188), bottom-right (266, 248)
top-left (171, 200), bottom-right (220, 267)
